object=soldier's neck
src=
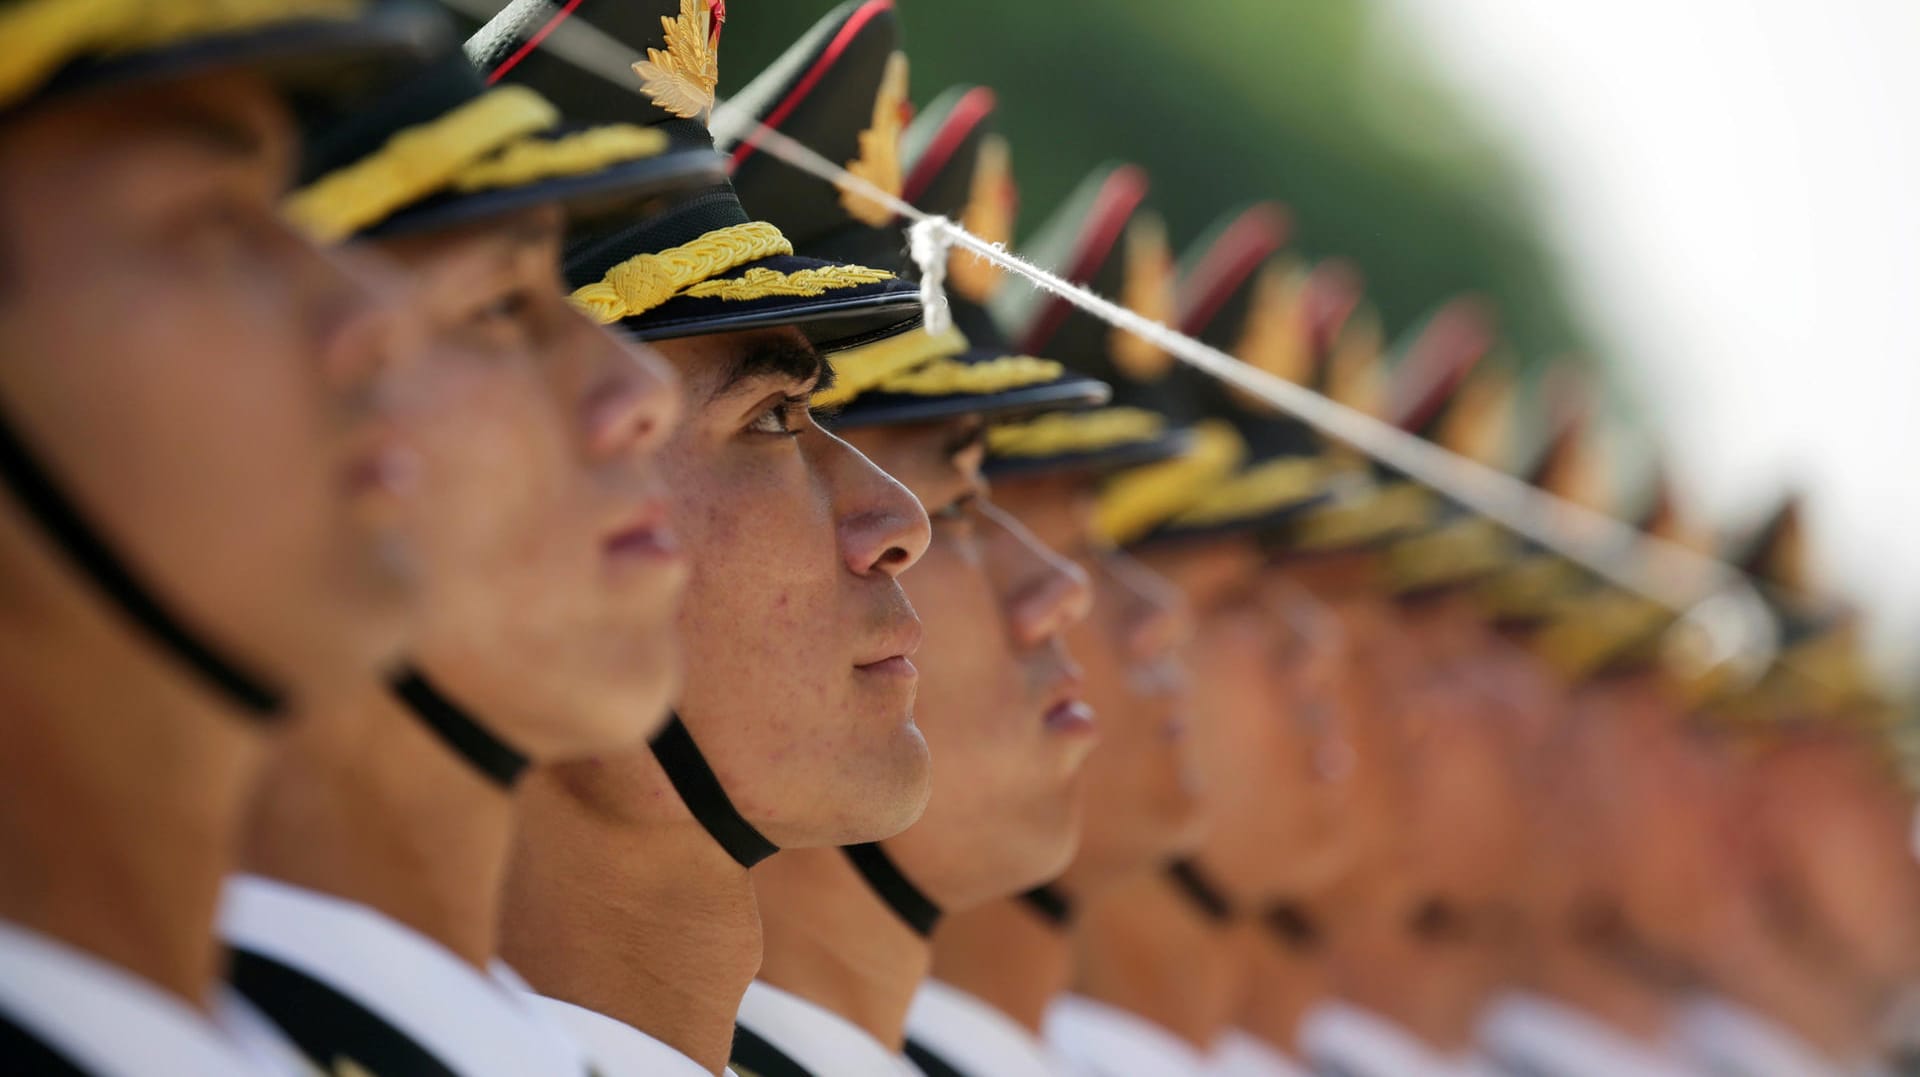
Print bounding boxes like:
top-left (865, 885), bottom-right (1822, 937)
top-left (242, 684), bottom-right (514, 968)
top-left (929, 895), bottom-right (1073, 1036)
top-left (755, 845), bottom-right (931, 1051)
top-left (1322, 891), bottom-right (1493, 1054)
top-left (1070, 870), bottom-right (1243, 1051)
top-left (1531, 930), bottom-right (1680, 1043)
top-left (505, 804), bottom-right (760, 1076)
top-left (1708, 929), bottom-right (1884, 1064)
top-left (1235, 933), bottom-right (1325, 1059)
top-left (0, 609), bottom-right (264, 1008)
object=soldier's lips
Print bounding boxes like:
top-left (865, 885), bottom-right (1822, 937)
top-left (1044, 698), bottom-right (1097, 736)
top-left (854, 617), bottom-right (924, 677)
top-left (342, 431), bottom-right (421, 507)
top-left (602, 498), bottom-right (683, 569)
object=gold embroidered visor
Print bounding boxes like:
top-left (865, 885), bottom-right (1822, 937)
top-left (570, 221), bottom-right (896, 326)
top-left (0, 0), bottom-right (363, 108)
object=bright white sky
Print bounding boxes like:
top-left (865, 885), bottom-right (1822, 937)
top-left (1378, 0), bottom-right (1920, 679)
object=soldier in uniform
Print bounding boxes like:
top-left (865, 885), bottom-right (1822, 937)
top-left (1472, 429), bottom-right (1725, 1077)
top-left (218, 35), bottom-right (724, 1076)
top-left (0, 3), bottom-right (448, 1072)
top-left (463, 0), bottom-right (938, 1071)
top-left (1292, 304), bottom-right (1537, 1077)
top-left (903, 86), bottom-right (1205, 1077)
top-left (1679, 498), bottom-right (1920, 1076)
top-left (702, 8), bottom-right (1119, 1072)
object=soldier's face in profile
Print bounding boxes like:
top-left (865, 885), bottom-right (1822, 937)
top-left (1570, 673), bottom-right (1745, 962)
top-left (366, 207), bottom-right (687, 757)
top-left (840, 420), bottom-right (1096, 906)
top-left (640, 328), bottom-right (933, 846)
top-left (0, 72), bottom-right (426, 712)
top-left (993, 472), bottom-right (1204, 888)
top-left (1138, 535), bottom-right (1300, 899)
top-left (1743, 729), bottom-right (1920, 990)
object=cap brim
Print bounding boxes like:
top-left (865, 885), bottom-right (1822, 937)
top-left (985, 425), bottom-right (1196, 480)
top-left (32, 4), bottom-right (447, 111)
top-left (364, 144), bottom-right (730, 239)
top-left (826, 347), bottom-right (1111, 430)
top-left (613, 253), bottom-right (924, 351)
top-left (1130, 491), bottom-right (1333, 551)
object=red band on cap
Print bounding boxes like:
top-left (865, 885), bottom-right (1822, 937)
top-left (729, 0), bottom-right (895, 170)
top-left (485, 0), bottom-right (588, 85)
top-left (1021, 165), bottom-right (1150, 355)
top-left (1176, 203), bottom-right (1289, 336)
top-left (901, 86), bottom-right (997, 205)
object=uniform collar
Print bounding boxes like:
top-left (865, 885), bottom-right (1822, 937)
top-left (1478, 991), bottom-right (1698, 1077)
top-left (527, 994), bottom-right (722, 1077)
top-left (736, 979), bottom-right (920, 1077)
top-left (219, 874), bottom-right (588, 1077)
top-left (1210, 1028), bottom-right (1315, 1077)
top-left (905, 978), bottom-right (1061, 1077)
top-left (1213, 1021), bottom-right (1320, 1075)
top-left (1043, 992), bottom-right (1212, 1077)
top-left (0, 916), bottom-right (261, 1076)
top-left (1679, 996), bottom-right (1873, 1077)
top-left (1299, 1001), bottom-right (1499, 1077)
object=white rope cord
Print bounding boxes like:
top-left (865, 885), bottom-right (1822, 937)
top-left (457, 0), bottom-right (1785, 683)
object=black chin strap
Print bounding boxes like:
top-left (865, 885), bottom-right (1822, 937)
top-left (0, 406), bottom-right (284, 716)
top-left (649, 715), bottom-right (778, 868)
top-left (1019, 884), bottom-right (1074, 930)
top-left (842, 842), bottom-right (941, 937)
top-left (1166, 858), bottom-right (1237, 925)
top-left (1264, 899), bottom-right (1322, 952)
top-left (388, 668), bottom-right (529, 788)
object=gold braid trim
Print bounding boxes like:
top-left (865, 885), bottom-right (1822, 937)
top-left (811, 326), bottom-right (969, 409)
top-left (285, 87), bottom-right (559, 242)
top-left (1095, 420), bottom-right (1245, 547)
top-left (1529, 589), bottom-right (1673, 681)
top-left (0, 0), bottom-right (361, 108)
top-left (873, 355), bottom-right (1064, 398)
top-left (1169, 455), bottom-right (1332, 528)
top-left (452, 124), bottom-right (668, 192)
top-left (840, 51), bottom-right (909, 227)
top-left (1478, 553), bottom-right (1586, 622)
top-left (569, 221), bottom-right (793, 324)
top-left (1283, 480), bottom-right (1435, 553)
top-left (682, 264), bottom-right (893, 301)
top-left (1383, 515), bottom-right (1514, 595)
top-left (988, 408), bottom-right (1166, 459)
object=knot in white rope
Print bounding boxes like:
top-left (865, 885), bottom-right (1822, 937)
top-left (908, 215), bottom-right (955, 338)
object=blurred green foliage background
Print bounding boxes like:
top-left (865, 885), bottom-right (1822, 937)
top-left (720, 0), bottom-right (1591, 367)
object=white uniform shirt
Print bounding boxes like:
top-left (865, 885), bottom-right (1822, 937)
top-left (0, 916), bottom-right (264, 1075)
top-left (734, 979), bottom-right (922, 1076)
top-left (904, 978), bottom-right (1064, 1077)
top-left (221, 873), bottom-right (592, 1077)
top-left (1299, 1001), bottom-right (1501, 1077)
top-left (1678, 996), bottom-right (1885, 1077)
top-left (1208, 1028), bottom-right (1313, 1077)
top-left (1044, 992), bottom-right (1210, 1077)
top-left (530, 994), bottom-right (732, 1077)
top-left (1477, 991), bottom-right (1705, 1077)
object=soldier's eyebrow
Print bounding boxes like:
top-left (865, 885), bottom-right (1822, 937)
top-left (943, 417), bottom-right (987, 463)
top-left (145, 104), bottom-right (272, 162)
top-left (711, 336), bottom-right (835, 401)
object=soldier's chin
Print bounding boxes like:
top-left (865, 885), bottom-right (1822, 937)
top-left (763, 720), bottom-right (931, 849)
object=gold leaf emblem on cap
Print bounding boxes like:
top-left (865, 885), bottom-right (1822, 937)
top-left (1433, 369), bottom-right (1515, 468)
top-left (1110, 213), bottom-right (1176, 381)
top-left (1226, 261), bottom-right (1310, 412)
top-left (841, 50), bottom-right (909, 227)
top-left (949, 132), bottom-right (1014, 302)
top-left (633, 0), bottom-right (724, 120)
